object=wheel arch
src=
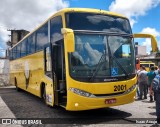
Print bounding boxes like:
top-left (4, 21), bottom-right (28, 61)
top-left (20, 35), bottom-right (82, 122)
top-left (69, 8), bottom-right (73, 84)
top-left (14, 77), bottom-right (17, 86)
top-left (40, 82), bottom-right (46, 98)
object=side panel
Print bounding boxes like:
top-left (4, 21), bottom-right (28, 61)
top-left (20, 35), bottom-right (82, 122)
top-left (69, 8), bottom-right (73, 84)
top-left (10, 51), bottom-right (54, 106)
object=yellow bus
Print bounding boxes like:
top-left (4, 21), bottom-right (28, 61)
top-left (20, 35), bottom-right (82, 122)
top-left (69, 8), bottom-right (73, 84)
top-left (9, 8), bottom-right (137, 111)
top-left (140, 61), bottom-right (155, 72)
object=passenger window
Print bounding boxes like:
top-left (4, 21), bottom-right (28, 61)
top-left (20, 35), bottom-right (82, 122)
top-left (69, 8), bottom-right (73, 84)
top-left (28, 33), bottom-right (36, 54)
top-left (50, 16), bottom-right (63, 44)
top-left (36, 23), bottom-right (48, 51)
top-left (21, 39), bottom-right (27, 57)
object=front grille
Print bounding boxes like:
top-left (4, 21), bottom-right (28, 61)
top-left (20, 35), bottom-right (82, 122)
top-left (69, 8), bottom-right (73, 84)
top-left (94, 91), bottom-right (125, 97)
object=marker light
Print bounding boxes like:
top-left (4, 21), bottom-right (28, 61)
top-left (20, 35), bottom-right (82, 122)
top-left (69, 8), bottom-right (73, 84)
top-left (75, 103), bottom-right (79, 107)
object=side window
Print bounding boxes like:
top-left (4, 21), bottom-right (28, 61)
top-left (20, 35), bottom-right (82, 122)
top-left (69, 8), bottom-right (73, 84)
top-left (16, 44), bottom-right (21, 58)
top-left (50, 16), bottom-right (63, 44)
top-left (36, 23), bottom-right (48, 51)
top-left (28, 33), bottom-right (36, 54)
top-left (9, 50), bottom-right (13, 60)
top-left (21, 39), bottom-right (27, 57)
top-left (45, 47), bottom-right (51, 72)
top-left (150, 64), bottom-right (154, 67)
top-left (12, 47), bottom-right (17, 60)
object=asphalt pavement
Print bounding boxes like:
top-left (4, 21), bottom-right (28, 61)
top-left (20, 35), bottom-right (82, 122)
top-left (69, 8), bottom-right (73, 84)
top-left (0, 86), bottom-right (158, 127)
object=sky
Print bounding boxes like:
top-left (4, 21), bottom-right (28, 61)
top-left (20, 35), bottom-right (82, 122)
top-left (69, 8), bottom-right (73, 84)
top-left (0, 0), bottom-right (160, 56)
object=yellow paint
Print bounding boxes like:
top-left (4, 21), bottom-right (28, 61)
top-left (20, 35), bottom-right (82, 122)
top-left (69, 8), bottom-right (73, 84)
top-left (10, 51), bottom-right (54, 106)
top-left (133, 33), bottom-right (158, 52)
top-left (140, 61), bottom-right (155, 72)
top-left (10, 8), bottom-right (137, 111)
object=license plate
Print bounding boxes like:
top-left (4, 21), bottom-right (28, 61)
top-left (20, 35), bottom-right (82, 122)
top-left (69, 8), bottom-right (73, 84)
top-left (105, 98), bottom-right (116, 104)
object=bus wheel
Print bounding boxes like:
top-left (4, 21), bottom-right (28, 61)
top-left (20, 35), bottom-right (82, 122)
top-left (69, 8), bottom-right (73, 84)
top-left (42, 84), bottom-right (47, 104)
top-left (15, 78), bottom-right (20, 92)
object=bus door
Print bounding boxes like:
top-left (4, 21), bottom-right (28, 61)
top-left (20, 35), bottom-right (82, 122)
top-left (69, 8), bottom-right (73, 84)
top-left (44, 45), bottom-right (52, 78)
top-left (52, 40), bottom-right (66, 106)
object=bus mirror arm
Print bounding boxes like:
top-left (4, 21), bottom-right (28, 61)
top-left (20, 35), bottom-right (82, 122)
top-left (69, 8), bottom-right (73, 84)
top-left (61, 28), bottom-right (75, 52)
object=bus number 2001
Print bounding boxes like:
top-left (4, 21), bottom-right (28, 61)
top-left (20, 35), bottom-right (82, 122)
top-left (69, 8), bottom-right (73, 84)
top-left (114, 85), bottom-right (126, 92)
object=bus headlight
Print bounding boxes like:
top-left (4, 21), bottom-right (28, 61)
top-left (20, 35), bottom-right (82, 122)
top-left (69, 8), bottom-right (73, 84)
top-left (69, 88), bottom-right (96, 97)
top-left (124, 84), bottom-right (137, 94)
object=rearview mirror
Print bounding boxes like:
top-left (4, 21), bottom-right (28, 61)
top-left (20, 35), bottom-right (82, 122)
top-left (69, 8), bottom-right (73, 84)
top-left (61, 28), bottom-right (75, 52)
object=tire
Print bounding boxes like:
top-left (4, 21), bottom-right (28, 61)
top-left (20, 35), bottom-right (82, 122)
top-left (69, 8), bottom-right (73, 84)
top-left (15, 78), bottom-right (20, 92)
top-left (42, 85), bottom-right (47, 104)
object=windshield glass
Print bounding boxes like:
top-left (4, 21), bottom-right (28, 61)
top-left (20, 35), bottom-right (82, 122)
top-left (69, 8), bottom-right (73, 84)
top-left (66, 12), bottom-right (131, 34)
top-left (69, 33), bottom-right (135, 79)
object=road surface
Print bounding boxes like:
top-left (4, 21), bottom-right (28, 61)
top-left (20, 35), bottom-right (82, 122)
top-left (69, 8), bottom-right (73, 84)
top-left (0, 86), bottom-right (157, 127)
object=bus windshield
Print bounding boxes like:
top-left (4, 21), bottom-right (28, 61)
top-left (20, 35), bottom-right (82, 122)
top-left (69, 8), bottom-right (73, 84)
top-left (69, 33), bottom-right (135, 81)
top-left (65, 12), bottom-right (131, 34)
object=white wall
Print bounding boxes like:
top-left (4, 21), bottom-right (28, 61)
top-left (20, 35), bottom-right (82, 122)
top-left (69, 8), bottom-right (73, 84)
top-left (0, 59), bottom-right (9, 74)
top-left (0, 59), bottom-right (10, 86)
top-left (137, 45), bottom-right (147, 55)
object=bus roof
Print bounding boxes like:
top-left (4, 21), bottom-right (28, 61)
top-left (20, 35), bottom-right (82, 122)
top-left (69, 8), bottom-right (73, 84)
top-left (10, 8), bottom-right (128, 49)
top-left (53, 8), bottom-right (127, 18)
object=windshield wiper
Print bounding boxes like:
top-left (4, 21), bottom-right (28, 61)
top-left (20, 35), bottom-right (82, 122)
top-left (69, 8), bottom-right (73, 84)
top-left (107, 41), bottom-right (129, 79)
top-left (89, 53), bottom-right (106, 81)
